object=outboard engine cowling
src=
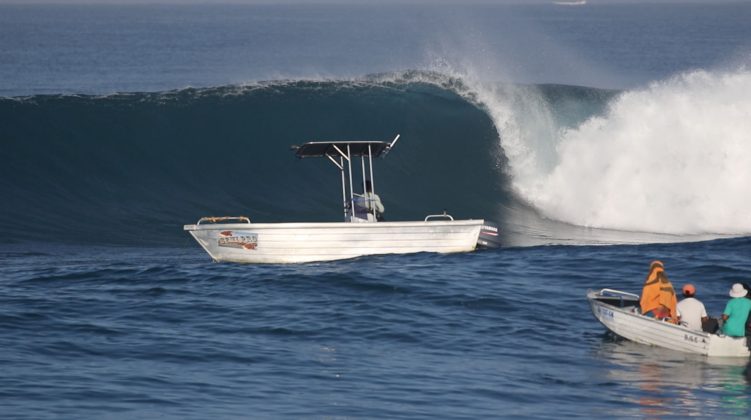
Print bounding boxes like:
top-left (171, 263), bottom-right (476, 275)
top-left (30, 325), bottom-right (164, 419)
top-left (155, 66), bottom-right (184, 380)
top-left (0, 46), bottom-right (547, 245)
top-left (476, 220), bottom-right (502, 249)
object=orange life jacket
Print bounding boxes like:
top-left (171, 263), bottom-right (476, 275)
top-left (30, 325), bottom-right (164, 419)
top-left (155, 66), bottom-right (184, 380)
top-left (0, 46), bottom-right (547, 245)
top-left (640, 266), bottom-right (678, 323)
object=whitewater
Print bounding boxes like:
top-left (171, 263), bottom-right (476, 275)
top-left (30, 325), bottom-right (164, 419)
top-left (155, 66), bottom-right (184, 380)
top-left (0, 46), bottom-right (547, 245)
top-left (462, 68), bottom-right (751, 236)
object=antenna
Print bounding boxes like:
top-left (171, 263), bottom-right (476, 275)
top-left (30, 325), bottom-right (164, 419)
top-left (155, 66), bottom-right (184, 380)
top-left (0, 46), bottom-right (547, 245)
top-left (383, 134), bottom-right (400, 156)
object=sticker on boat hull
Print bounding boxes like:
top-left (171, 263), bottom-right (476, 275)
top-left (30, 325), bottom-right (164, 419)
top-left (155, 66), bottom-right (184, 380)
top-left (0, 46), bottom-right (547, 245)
top-left (217, 231), bottom-right (258, 250)
top-left (597, 306), bottom-right (614, 320)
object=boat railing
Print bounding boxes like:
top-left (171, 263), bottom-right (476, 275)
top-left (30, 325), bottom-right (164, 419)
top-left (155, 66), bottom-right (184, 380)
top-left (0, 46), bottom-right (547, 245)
top-left (425, 212), bottom-right (454, 222)
top-left (596, 288), bottom-right (640, 308)
top-left (196, 216), bottom-right (251, 225)
top-left (599, 288), bottom-right (640, 299)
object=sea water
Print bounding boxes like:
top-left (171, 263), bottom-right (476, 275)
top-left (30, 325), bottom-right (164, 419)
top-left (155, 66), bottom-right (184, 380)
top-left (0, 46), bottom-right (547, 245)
top-left (2, 2), bottom-right (751, 418)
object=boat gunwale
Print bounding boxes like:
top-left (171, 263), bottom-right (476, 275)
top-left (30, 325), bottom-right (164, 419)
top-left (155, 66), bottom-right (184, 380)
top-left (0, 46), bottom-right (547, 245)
top-left (184, 219), bottom-right (484, 231)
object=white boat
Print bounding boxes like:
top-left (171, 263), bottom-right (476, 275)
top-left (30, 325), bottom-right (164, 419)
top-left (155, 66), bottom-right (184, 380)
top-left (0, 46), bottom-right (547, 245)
top-left (588, 288), bottom-right (750, 357)
top-left (184, 135), bottom-right (501, 264)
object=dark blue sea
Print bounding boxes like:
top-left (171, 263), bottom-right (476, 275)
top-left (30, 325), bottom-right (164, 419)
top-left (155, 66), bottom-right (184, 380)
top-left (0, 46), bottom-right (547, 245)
top-left (2, 2), bottom-right (751, 418)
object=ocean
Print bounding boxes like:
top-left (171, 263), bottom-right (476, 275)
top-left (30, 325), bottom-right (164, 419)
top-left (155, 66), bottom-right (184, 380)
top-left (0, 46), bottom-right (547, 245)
top-left (2, 2), bottom-right (751, 418)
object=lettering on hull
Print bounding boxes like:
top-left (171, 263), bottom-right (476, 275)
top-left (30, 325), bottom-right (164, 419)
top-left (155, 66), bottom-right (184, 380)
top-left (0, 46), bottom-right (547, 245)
top-left (598, 306), bottom-right (614, 320)
top-left (683, 334), bottom-right (706, 344)
top-left (218, 231), bottom-right (259, 250)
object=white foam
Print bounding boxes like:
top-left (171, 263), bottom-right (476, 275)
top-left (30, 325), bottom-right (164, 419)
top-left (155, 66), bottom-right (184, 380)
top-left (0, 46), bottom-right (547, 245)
top-left (474, 69), bottom-right (751, 235)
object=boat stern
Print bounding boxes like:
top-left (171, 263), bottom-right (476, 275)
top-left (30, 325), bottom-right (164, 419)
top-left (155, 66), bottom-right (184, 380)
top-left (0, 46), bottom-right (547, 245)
top-left (476, 220), bottom-right (502, 248)
top-left (707, 335), bottom-right (751, 357)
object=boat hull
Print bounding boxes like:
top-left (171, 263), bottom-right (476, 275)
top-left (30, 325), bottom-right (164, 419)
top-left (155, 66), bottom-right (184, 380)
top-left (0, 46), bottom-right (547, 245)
top-left (588, 289), bottom-right (750, 357)
top-left (184, 220), bottom-right (484, 264)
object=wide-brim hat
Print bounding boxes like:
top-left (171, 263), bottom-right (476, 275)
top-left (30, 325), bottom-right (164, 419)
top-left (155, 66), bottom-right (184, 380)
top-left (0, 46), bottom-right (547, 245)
top-left (729, 283), bottom-right (748, 298)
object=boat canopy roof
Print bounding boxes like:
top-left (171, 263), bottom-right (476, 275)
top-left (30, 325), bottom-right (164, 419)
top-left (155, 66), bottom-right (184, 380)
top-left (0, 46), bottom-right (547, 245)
top-left (290, 135), bottom-right (399, 222)
top-left (293, 141), bottom-right (391, 159)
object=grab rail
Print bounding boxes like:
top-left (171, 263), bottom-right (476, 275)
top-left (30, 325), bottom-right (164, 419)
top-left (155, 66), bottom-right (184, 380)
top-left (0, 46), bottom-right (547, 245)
top-left (197, 216), bottom-right (251, 225)
top-left (425, 212), bottom-right (454, 222)
top-left (599, 288), bottom-right (640, 300)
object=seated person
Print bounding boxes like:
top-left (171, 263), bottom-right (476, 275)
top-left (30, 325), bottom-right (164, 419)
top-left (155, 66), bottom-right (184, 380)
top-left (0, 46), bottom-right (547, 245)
top-left (721, 283), bottom-right (751, 337)
top-left (676, 283), bottom-right (708, 331)
top-left (353, 180), bottom-right (385, 221)
top-left (639, 260), bottom-right (678, 323)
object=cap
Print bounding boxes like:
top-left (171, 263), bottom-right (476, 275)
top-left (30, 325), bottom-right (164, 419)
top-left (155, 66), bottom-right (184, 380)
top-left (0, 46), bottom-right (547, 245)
top-left (682, 284), bottom-right (695, 296)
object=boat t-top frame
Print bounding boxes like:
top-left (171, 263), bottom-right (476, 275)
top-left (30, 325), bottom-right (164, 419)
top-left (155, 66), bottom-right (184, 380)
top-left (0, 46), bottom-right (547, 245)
top-left (292, 134), bottom-right (400, 222)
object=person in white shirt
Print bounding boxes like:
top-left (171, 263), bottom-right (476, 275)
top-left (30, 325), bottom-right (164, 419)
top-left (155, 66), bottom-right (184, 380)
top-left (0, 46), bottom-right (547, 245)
top-left (677, 283), bottom-right (708, 331)
top-left (353, 180), bottom-right (385, 221)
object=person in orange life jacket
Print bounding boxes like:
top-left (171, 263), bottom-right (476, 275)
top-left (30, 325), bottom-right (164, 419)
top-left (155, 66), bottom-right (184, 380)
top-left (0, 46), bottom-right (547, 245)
top-left (676, 283), bottom-right (708, 331)
top-left (639, 260), bottom-right (678, 323)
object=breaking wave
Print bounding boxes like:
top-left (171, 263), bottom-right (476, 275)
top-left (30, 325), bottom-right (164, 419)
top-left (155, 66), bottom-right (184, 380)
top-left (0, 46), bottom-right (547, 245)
top-left (1, 69), bottom-right (749, 246)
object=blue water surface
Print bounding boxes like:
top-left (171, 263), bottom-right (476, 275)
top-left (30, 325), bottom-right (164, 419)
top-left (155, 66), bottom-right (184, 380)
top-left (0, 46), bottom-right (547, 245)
top-left (2, 238), bottom-right (751, 418)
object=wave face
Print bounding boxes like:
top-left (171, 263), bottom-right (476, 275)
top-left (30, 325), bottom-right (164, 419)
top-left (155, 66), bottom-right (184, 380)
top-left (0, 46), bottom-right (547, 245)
top-left (3, 69), bottom-right (749, 246)
top-left (0, 75), bottom-right (507, 245)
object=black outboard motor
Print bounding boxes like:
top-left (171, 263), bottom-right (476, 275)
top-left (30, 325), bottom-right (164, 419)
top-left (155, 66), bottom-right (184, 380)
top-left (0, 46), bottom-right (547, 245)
top-left (476, 220), bottom-right (502, 249)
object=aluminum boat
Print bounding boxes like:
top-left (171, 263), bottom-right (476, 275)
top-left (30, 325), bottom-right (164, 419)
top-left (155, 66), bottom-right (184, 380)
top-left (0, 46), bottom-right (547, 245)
top-left (588, 288), bottom-right (750, 357)
top-left (184, 135), bottom-right (501, 263)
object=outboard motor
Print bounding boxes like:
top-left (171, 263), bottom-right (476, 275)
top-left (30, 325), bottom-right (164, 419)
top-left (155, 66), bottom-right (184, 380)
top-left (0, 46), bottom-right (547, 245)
top-left (476, 220), bottom-right (502, 249)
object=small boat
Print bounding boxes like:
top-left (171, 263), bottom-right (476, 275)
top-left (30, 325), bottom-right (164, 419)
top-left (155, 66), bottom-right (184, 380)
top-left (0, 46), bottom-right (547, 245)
top-left (553, 0), bottom-right (587, 6)
top-left (184, 135), bottom-right (501, 264)
top-left (587, 288), bottom-right (750, 357)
